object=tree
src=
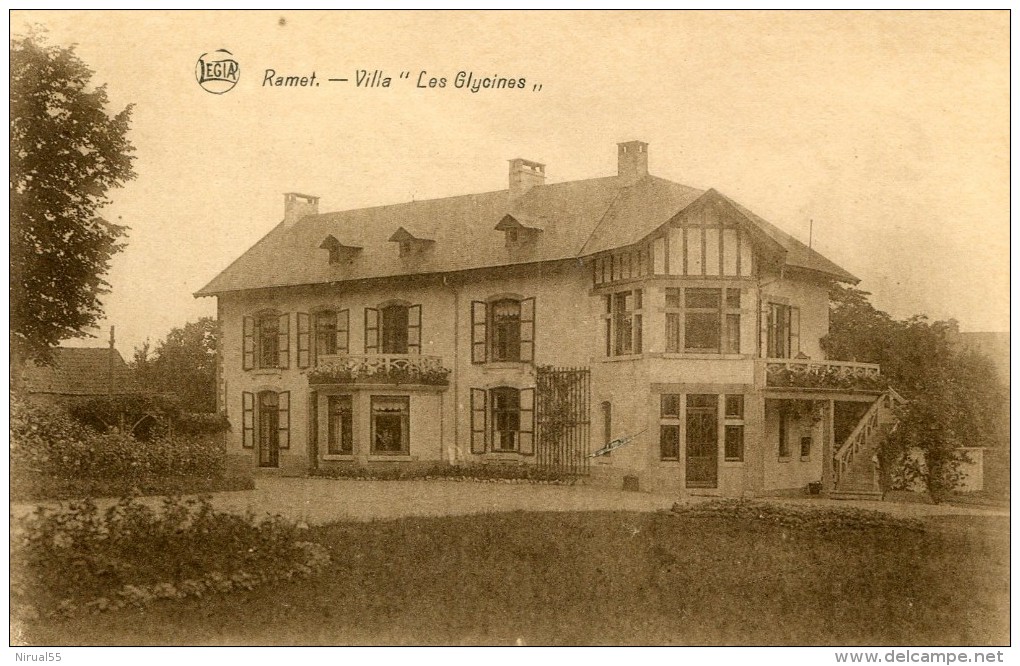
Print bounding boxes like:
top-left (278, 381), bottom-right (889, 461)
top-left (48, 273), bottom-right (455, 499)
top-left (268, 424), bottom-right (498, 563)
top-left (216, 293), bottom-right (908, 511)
top-left (134, 318), bottom-right (219, 413)
top-left (10, 31), bottom-right (136, 368)
top-left (822, 284), bottom-right (1001, 502)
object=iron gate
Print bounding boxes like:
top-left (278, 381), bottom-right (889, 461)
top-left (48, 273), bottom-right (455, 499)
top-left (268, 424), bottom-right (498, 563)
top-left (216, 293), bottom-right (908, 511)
top-left (535, 366), bottom-right (591, 475)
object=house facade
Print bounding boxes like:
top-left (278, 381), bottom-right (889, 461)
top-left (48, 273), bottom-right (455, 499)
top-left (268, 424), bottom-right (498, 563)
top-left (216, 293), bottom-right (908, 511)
top-left (197, 141), bottom-right (896, 497)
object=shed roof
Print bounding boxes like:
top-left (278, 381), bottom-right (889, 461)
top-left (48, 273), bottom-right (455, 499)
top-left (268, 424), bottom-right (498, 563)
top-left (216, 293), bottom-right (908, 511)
top-left (22, 347), bottom-right (137, 396)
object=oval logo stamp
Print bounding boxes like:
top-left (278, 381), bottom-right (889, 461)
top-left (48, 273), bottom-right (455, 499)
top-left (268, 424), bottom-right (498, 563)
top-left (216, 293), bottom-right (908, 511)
top-left (196, 49), bottom-right (240, 94)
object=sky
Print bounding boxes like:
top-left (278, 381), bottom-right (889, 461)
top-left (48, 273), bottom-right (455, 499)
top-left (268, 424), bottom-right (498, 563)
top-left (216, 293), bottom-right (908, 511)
top-left (11, 10), bottom-right (1010, 356)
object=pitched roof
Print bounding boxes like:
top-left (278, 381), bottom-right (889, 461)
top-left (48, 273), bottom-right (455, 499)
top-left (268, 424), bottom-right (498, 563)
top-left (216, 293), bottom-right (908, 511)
top-left (22, 347), bottom-right (137, 396)
top-left (196, 172), bottom-right (856, 296)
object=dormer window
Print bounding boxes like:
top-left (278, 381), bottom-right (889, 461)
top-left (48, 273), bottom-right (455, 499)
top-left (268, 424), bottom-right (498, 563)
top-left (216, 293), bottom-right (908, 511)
top-left (388, 227), bottom-right (434, 259)
top-left (495, 214), bottom-right (542, 248)
top-left (319, 235), bottom-right (361, 265)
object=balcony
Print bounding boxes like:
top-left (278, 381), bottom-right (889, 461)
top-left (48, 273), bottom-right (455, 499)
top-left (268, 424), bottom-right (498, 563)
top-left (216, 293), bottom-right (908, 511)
top-left (308, 354), bottom-right (451, 387)
top-left (763, 358), bottom-right (886, 393)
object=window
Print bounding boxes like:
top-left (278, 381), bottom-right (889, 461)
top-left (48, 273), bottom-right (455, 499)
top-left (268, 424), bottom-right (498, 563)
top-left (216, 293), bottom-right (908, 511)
top-left (800, 435), bottom-right (812, 459)
top-left (677, 288), bottom-right (741, 354)
top-left (471, 298), bottom-right (535, 364)
top-left (327, 395), bottom-right (353, 455)
top-left (665, 288), bottom-right (682, 353)
top-left (659, 393), bottom-right (681, 460)
top-left (243, 312), bottom-right (290, 370)
top-left (724, 394), bottom-right (745, 462)
top-left (258, 316), bottom-right (280, 368)
top-left (767, 303), bottom-right (800, 358)
top-left (491, 387), bottom-right (521, 452)
top-left (604, 289), bottom-right (642, 356)
top-left (381, 304), bottom-right (409, 354)
top-left (242, 390), bottom-right (290, 468)
top-left (490, 299), bottom-right (522, 361)
top-left (371, 396), bottom-right (409, 454)
top-left (778, 404), bottom-right (790, 458)
top-left (469, 387), bottom-right (535, 454)
top-left (365, 304), bottom-right (421, 355)
top-left (315, 310), bottom-right (338, 357)
top-left (297, 310), bottom-right (349, 368)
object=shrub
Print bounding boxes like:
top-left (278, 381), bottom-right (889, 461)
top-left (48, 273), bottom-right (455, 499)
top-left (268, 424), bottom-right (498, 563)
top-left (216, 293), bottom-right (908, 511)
top-left (671, 499), bottom-right (925, 533)
top-left (11, 393), bottom-right (242, 500)
top-left (11, 495), bottom-right (330, 618)
top-left (310, 462), bottom-right (580, 484)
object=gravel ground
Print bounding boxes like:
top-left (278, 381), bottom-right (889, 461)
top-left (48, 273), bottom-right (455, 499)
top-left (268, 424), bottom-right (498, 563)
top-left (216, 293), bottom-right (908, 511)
top-left (10, 476), bottom-right (1008, 525)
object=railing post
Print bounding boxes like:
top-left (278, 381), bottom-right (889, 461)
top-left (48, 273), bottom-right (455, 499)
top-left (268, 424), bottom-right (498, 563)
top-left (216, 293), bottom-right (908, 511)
top-left (822, 399), bottom-right (835, 492)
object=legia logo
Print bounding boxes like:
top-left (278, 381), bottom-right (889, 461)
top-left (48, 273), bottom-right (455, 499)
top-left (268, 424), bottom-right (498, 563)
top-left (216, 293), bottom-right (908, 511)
top-left (196, 49), bottom-right (240, 94)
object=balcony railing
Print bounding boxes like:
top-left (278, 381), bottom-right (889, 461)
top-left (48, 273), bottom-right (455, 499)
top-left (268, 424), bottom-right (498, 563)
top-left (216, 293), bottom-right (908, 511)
top-left (764, 358), bottom-right (886, 392)
top-left (308, 354), bottom-right (450, 387)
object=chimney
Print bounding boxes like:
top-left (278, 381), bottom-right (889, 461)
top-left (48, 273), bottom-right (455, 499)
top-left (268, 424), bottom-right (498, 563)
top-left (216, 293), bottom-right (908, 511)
top-left (508, 158), bottom-right (545, 198)
top-left (283, 192), bottom-right (319, 227)
top-left (617, 140), bottom-right (648, 184)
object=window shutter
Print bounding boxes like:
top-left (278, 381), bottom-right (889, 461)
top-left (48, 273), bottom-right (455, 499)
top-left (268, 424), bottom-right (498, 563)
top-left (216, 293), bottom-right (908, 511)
top-left (242, 391), bottom-right (255, 448)
top-left (520, 297), bottom-right (535, 363)
top-left (277, 391), bottom-right (290, 450)
top-left (277, 313), bottom-right (290, 369)
top-left (364, 308), bottom-right (379, 353)
top-left (519, 387), bottom-right (535, 455)
top-left (471, 301), bottom-right (487, 364)
top-left (242, 316), bottom-right (255, 370)
top-left (297, 313), bottom-right (311, 368)
top-left (337, 309), bottom-right (350, 354)
top-left (407, 304), bottom-right (422, 355)
top-left (789, 306), bottom-right (801, 357)
top-left (470, 388), bottom-right (487, 454)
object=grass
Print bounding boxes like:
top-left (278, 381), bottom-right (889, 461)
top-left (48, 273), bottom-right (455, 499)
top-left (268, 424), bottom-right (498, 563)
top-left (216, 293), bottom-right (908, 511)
top-left (10, 472), bottom-right (255, 502)
top-left (14, 510), bottom-right (1008, 646)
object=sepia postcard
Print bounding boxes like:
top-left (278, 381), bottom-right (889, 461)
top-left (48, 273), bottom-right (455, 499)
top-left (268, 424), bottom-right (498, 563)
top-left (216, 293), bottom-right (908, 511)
top-left (8, 9), bottom-right (1010, 657)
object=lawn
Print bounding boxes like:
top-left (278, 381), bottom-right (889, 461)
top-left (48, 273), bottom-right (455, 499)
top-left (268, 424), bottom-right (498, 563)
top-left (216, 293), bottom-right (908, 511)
top-left (15, 510), bottom-right (1009, 646)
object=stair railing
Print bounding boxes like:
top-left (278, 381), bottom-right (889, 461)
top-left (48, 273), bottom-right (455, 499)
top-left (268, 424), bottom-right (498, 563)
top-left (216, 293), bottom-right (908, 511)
top-left (833, 392), bottom-right (887, 486)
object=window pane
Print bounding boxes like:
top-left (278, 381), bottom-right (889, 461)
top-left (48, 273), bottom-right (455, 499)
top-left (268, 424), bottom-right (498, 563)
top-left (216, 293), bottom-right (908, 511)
top-left (726, 288), bottom-right (741, 309)
top-left (686, 288), bottom-right (720, 309)
top-left (661, 394), bottom-right (680, 418)
top-left (665, 288), bottom-right (681, 309)
top-left (800, 436), bottom-right (812, 458)
top-left (490, 299), bottom-right (521, 362)
top-left (660, 425), bottom-right (680, 460)
top-left (381, 305), bottom-right (409, 354)
top-left (613, 292), bottom-right (634, 355)
top-left (725, 425), bottom-right (744, 461)
top-left (316, 311), bottom-right (337, 356)
top-left (685, 312), bottom-right (720, 351)
top-left (491, 387), bottom-right (521, 452)
top-left (372, 396), bottom-right (409, 454)
top-left (633, 289), bottom-right (642, 310)
top-left (687, 394), bottom-right (716, 410)
top-left (724, 314), bottom-right (741, 354)
top-left (665, 313), bottom-right (681, 353)
top-left (258, 316), bottom-right (279, 368)
top-left (725, 395), bottom-right (744, 419)
top-left (327, 395), bottom-right (352, 454)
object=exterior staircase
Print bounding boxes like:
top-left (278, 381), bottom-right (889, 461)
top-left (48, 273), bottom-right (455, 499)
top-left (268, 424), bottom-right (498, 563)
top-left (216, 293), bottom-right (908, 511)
top-left (829, 390), bottom-right (902, 501)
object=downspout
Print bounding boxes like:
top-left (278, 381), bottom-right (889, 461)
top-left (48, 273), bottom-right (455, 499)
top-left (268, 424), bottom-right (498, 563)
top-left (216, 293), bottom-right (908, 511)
top-left (444, 274), bottom-right (461, 465)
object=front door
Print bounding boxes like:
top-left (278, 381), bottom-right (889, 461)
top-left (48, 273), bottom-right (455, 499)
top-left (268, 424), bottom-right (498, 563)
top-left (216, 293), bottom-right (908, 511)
top-left (686, 394), bottom-right (718, 488)
top-left (258, 391), bottom-right (280, 468)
